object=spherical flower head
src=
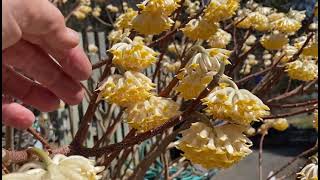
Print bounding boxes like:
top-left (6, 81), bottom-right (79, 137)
top-left (244, 126), bottom-right (256, 137)
top-left (79, 5), bottom-right (92, 14)
top-left (207, 48), bottom-right (232, 65)
top-left (125, 96), bottom-right (180, 133)
top-left (235, 16), bottom-right (252, 29)
top-left (260, 32), bottom-right (289, 50)
top-left (271, 118), bottom-right (289, 131)
top-left (275, 45), bottom-right (298, 63)
top-left (202, 87), bottom-right (270, 125)
top-left (137, 0), bottom-right (180, 16)
top-left (181, 18), bottom-right (219, 40)
top-left (163, 60), bottom-right (181, 73)
top-left (268, 12), bottom-right (286, 23)
top-left (92, 6), bottom-right (102, 17)
top-left (297, 157), bottom-right (318, 180)
top-left (73, 11), bottom-right (87, 20)
top-left (109, 38), bottom-right (158, 71)
top-left (207, 29), bottom-right (232, 48)
top-left (115, 8), bottom-right (138, 30)
top-left (97, 71), bottom-right (155, 107)
top-left (176, 122), bottom-right (252, 169)
top-left (132, 12), bottom-right (174, 35)
top-left (175, 70), bottom-right (214, 100)
top-left (271, 16), bottom-right (302, 34)
top-left (185, 46), bottom-right (228, 74)
top-left (287, 9), bottom-right (306, 22)
top-left (175, 47), bottom-right (230, 100)
top-left (285, 59), bottom-right (318, 81)
top-left (106, 4), bottom-right (119, 13)
top-left (256, 6), bottom-right (275, 16)
top-left (248, 12), bottom-right (270, 31)
top-left (88, 44), bottom-right (99, 54)
top-left (107, 29), bottom-right (130, 45)
top-left (204, 0), bottom-right (240, 22)
top-left (184, 0), bottom-right (200, 16)
top-left (314, 110), bottom-right (318, 131)
top-left (295, 36), bottom-right (318, 57)
top-left (3, 154), bottom-right (105, 180)
top-left (245, 35), bottom-right (257, 46)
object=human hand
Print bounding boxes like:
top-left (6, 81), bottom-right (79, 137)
top-left (2, 0), bottom-right (92, 129)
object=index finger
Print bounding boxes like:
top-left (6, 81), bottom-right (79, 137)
top-left (10, 0), bottom-right (92, 80)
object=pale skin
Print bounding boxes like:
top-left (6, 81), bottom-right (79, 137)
top-left (2, 0), bottom-right (92, 129)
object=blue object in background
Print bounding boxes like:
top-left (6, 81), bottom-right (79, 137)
top-left (254, 75), bottom-right (263, 84)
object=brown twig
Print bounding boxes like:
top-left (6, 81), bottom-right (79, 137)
top-left (168, 161), bottom-right (189, 180)
top-left (263, 105), bottom-right (318, 120)
top-left (267, 99), bottom-right (318, 108)
top-left (92, 59), bottom-right (110, 70)
top-left (236, 55), bottom-right (285, 85)
top-left (71, 57), bottom-right (113, 146)
top-left (26, 128), bottom-right (52, 154)
top-left (93, 16), bottom-right (113, 27)
top-left (267, 78), bottom-right (318, 103)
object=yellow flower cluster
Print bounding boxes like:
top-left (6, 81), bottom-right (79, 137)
top-left (106, 4), bottom-right (119, 13)
top-left (176, 70), bottom-right (214, 100)
top-left (132, 0), bottom-right (180, 35)
top-left (204, 0), bottom-right (240, 22)
top-left (182, 18), bottom-right (219, 40)
top-left (176, 122), bottom-right (252, 169)
top-left (163, 60), bottom-right (181, 73)
top-left (97, 71), bottom-right (155, 107)
top-left (236, 12), bottom-right (269, 31)
top-left (125, 96), bottom-right (180, 132)
top-left (115, 8), bottom-right (138, 30)
top-left (271, 17), bottom-right (302, 34)
top-left (264, 118), bottom-right (289, 131)
top-left (92, 6), bottom-right (102, 17)
top-left (240, 54), bottom-right (258, 75)
top-left (73, 0), bottom-right (92, 20)
top-left (107, 29), bottom-right (130, 45)
top-left (274, 45), bottom-right (298, 63)
top-left (260, 32), bottom-right (289, 50)
top-left (3, 150), bottom-right (105, 180)
top-left (175, 46), bottom-right (231, 99)
top-left (285, 59), bottom-right (318, 81)
top-left (270, 9), bottom-right (305, 34)
top-left (294, 36), bottom-right (318, 57)
top-left (109, 38), bottom-right (158, 71)
top-left (184, 0), bottom-right (200, 16)
top-left (297, 156), bottom-right (318, 180)
top-left (207, 29), bottom-right (232, 48)
top-left (202, 87), bottom-right (270, 125)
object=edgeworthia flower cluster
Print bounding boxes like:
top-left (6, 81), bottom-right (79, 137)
top-left (176, 122), bottom-right (252, 169)
top-left (2, 148), bottom-right (105, 180)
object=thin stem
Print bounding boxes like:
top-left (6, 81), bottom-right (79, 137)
top-left (27, 128), bottom-right (52, 154)
top-left (220, 76), bottom-right (239, 90)
top-left (259, 133), bottom-right (267, 180)
top-left (263, 105), bottom-right (318, 119)
top-left (27, 148), bottom-right (52, 167)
